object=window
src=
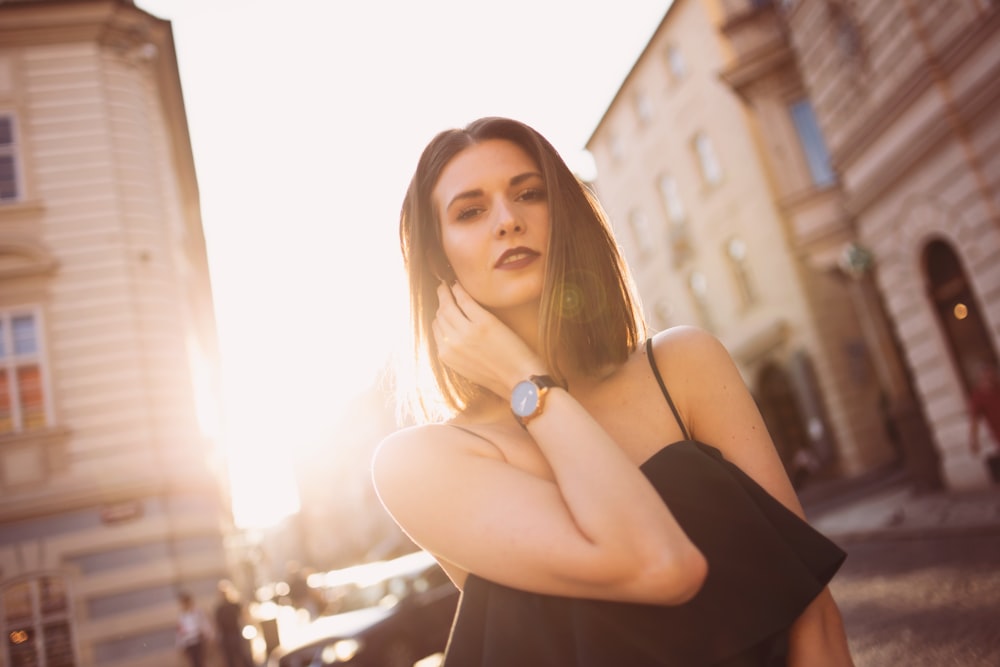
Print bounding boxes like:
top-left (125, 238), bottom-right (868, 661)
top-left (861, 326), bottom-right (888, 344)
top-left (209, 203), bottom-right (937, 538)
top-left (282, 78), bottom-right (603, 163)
top-left (789, 100), bottom-right (835, 187)
top-left (609, 133), bottom-right (625, 162)
top-left (2, 575), bottom-right (78, 667)
top-left (0, 114), bottom-right (21, 201)
top-left (687, 270), bottom-right (715, 331)
top-left (634, 91), bottom-right (653, 125)
top-left (726, 237), bottom-right (757, 309)
top-left (0, 309), bottom-right (50, 434)
top-left (627, 209), bottom-right (653, 256)
top-left (658, 174), bottom-right (693, 265)
top-left (693, 132), bottom-right (723, 186)
top-left (657, 174), bottom-right (686, 225)
top-left (666, 45), bottom-right (687, 81)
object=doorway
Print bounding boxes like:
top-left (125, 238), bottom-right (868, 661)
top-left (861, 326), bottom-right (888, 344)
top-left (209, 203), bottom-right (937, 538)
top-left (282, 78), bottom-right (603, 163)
top-left (923, 238), bottom-right (998, 391)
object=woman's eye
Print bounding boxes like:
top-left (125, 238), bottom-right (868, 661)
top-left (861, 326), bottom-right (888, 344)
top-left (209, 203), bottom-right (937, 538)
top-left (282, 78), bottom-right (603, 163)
top-left (456, 206), bottom-right (483, 221)
top-left (516, 188), bottom-right (546, 202)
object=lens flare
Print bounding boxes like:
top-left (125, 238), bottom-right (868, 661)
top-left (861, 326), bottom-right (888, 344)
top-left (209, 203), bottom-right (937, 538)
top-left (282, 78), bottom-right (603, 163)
top-left (559, 270), bottom-right (607, 323)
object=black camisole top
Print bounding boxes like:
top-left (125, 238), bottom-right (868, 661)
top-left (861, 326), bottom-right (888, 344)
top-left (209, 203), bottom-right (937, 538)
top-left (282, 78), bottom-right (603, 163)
top-left (441, 339), bottom-right (846, 666)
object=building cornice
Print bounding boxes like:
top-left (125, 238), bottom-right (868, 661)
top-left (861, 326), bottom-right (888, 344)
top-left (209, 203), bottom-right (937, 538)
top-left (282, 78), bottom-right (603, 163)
top-left (0, 472), bottom-right (224, 524)
top-left (0, 0), bottom-right (137, 47)
top-left (0, 236), bottom-right (57, 278)
top-left (719, 39), bottom-right (795, 98)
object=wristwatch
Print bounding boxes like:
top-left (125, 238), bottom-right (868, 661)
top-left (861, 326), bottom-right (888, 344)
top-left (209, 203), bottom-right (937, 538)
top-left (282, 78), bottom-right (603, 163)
top-left (510, 375), bottom-right (560, 428)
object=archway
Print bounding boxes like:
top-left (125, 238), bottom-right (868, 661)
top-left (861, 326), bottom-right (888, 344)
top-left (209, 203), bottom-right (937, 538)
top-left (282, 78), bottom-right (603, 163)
top-left (923, 239), bottom-right (998, 391)
top-left (756, 362), bottom-right (809, 484)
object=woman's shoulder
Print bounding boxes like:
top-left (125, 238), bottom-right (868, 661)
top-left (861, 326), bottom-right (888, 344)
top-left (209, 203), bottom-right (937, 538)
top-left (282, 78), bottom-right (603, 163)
top-left (642, 326), bottom-right (741, 424)
top-left (375, 422), bottom-right (457, 465)
top-left (373, 421), bottom-right (503, 478)
top-left (645, 325), bottom-right (732, 373)
top-left (372, 424), bottom-right (455, 501)
top-left (372, 421), bottom-right (509, 523)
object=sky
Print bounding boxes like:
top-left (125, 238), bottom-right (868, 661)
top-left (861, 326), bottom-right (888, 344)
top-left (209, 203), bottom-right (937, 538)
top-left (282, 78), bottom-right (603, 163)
top-left (133, 0), bottom-right (673, 528)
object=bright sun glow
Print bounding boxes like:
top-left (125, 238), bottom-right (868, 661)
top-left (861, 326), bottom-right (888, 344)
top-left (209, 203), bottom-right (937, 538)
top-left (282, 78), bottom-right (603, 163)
top-left (135, 0), bottom-right (672, 529)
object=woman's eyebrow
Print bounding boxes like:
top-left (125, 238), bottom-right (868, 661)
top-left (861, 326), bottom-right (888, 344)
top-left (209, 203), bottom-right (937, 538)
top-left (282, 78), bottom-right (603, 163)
top-left (446, 188), bottom-right (483, 211)
top-left (445, 172), bottom-right (544, 211)
top-left (510, 171), bottom-right (543, 186)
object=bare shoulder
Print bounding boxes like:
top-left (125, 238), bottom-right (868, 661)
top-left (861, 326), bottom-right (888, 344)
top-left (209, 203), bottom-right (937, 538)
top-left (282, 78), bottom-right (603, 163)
top-left (372, 423), bottom-right (501, 502)
top-left (647, 325), bottom-right (734, 385)
top-left (647, 326), bottom-right (750, 440)
top-left (650, 327), bottom-right (801, 511)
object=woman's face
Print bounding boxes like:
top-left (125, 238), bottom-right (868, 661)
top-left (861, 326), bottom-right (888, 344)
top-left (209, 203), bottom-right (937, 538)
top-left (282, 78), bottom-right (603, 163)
top-left (432, 139), bottom-right (550, 313)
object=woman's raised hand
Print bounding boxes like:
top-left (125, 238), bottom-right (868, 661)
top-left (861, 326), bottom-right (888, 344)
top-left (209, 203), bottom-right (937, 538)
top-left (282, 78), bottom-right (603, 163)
top-left (432, 281), bottom-right (544, 397)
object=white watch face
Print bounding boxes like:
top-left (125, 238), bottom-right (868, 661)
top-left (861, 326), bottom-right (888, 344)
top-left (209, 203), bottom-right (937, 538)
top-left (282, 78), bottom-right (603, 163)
top-left (511, 380), bottom-right (540, 418)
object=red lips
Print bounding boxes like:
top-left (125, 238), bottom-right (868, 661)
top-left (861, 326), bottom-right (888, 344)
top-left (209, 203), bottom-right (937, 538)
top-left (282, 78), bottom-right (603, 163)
top-left (494, 247), bottom-right (540, 269)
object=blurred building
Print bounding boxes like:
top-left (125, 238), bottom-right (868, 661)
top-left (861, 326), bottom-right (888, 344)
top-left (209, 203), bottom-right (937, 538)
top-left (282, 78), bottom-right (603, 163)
top-left (0, 1), bottom-right (232, 666)
top-left (587, 0), bottom-right (898, 484)
top-left (718, 0), bottom-right (999, 489)
top-left (293, 380), bottom-right (408, 571)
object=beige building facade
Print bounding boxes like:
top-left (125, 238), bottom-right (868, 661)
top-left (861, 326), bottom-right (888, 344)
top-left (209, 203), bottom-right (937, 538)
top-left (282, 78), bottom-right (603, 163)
top-left (587, 0), bottom-right (898, 484)
top-left (0, 1), bottom-right (231, 666)
top-left (719, 0), bottom-right (999, 490)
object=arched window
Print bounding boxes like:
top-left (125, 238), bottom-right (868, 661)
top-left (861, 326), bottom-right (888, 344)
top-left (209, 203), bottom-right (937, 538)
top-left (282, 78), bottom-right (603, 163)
top-left (634, 91), bottom-right (653, 125)
top-left (692, 132), bottom-right (723, 187)
top-left (627, 209), bottom-right (653, 257)
top-left (665, 44), bottom-right (687, 82)
top-left (687, 270), bottom-right (714, 331)
top-left (924, 239), bottom-right (998, 392)
top-left (725, 237), bottom-right (757, 309)
top-left (657, 174), bottom-right (686, 226)
top-left (1, 574), bottom-right (78, 666)
top-left (756, 363), bottom-right (809, 483)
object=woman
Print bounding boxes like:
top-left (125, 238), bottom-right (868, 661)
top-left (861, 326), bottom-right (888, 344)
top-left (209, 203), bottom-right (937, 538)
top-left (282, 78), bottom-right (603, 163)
top-left (373, 116), bottom-right (854, 666)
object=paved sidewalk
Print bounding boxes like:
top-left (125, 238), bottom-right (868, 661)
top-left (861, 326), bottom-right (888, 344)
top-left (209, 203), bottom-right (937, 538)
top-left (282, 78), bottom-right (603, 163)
top-left (803, 469), bottom-right (1000, 543)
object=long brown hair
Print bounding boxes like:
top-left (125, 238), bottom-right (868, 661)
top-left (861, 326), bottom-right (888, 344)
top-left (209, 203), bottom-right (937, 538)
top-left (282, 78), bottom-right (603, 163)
top-left (400, 117), bottom-right (644, 418)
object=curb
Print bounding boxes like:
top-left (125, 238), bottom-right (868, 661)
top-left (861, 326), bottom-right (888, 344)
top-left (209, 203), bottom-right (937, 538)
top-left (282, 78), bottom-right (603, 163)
top-left (825, 521), bottom-right (1000, 545)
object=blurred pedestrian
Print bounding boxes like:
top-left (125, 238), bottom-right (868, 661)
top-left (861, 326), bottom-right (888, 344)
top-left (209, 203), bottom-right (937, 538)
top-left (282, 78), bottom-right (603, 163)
top-left (969, 361), bottom-right (1000, 453)
top-left (176, 591), bottom-right (213, 667)
top-left (373, 117), bottom-right (854, 666)
top-left (286, 562), bottom-right (321, 619)
top-left (215, 580), bottom-right (253, 667)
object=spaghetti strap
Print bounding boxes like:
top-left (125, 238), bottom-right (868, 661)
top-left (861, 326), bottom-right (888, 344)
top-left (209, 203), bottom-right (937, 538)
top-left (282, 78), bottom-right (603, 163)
top-left (645, 337), bottom-right (690, 440)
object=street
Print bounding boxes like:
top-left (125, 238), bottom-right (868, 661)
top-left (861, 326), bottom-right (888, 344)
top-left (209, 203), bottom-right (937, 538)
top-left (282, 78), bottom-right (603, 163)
top-left (831, 533), bottom-right (1000, 666)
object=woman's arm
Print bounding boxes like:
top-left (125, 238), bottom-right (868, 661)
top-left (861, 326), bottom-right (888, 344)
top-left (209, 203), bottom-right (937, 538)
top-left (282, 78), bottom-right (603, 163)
top-left (372, 284), bottom-right (706, 605)
top-left (788, 589), bottom-right (855, 666)
top-left (656, 326), bottom-right (854, 666)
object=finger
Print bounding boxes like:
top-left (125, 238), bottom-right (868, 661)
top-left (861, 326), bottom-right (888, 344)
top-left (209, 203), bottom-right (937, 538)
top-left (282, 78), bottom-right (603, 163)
top-left (436, 298), bottom-right (465, 335)
top-left (437, 282), bottom-right (472, 327)
top-left (448, 281), bottom-right (481, 321)
top-left (435, 283), bottom-right (457, 320)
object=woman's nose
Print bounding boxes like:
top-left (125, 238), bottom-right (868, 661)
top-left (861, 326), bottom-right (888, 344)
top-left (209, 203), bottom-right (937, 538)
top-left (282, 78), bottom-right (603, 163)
top-left (493, 199), bottom-right (523, 237)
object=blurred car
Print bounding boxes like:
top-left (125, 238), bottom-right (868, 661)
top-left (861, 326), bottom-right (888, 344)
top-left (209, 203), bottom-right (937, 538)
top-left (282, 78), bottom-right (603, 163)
top-left (267, 551), bottom-right (459, 667)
